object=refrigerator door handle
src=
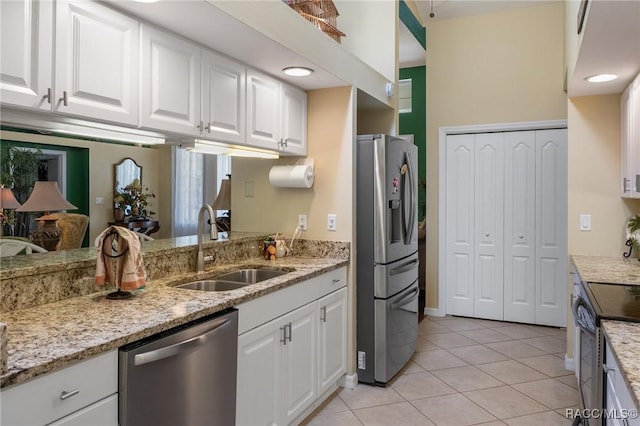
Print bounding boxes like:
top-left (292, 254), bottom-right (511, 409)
top-left (390, 287), bottom-right (419, 310)
top-left (390, 258), bottom-right (419, 276)
top-left (402, 151), bottom-right (416, 245)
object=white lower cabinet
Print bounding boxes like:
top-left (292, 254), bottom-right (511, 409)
top-left (0, 350), bottom-right (117, 426)
top-left (604, 340), bottom-right (640, 426)
top-left (318, 287), bottom-right (347, 396)
top-left (236, 267), bottom-right (347, 426)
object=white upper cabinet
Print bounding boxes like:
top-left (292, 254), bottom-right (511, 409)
top-left (55, 0), bottom-right (139, 125)
top-left (280, 84), bottom-right (308, 156)
top-left (140, 24), bottom-right (201, 136)
top-left (246, 68), bottom-right (281, 150)
top-left (0, 0), bottom-right (139, 125)
top-left (0, 0), bottom-right (53, 110)
top-left (621, 73), bottom-right (640, 198)
top-left (201, 50), bottom-right (246, 144)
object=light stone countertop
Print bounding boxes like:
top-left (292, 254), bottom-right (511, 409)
top-left (571, 255), bottom-right (640, 284)
top-left (0, 256), bottom-right (348, 389)
top-left (602, 320), bottom-right (640, 408)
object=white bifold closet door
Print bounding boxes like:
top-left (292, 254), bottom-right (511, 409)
top-left (445, 128), bottom-right (567, 326)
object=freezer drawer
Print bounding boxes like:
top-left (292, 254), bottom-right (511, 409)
top-left (374, 252), bottom-right (419, 298)
top-left (119, 309), bottom-right (238, 426)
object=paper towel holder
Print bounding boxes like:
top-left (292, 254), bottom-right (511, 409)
top-left (269, 159), bottom-right (315, 189)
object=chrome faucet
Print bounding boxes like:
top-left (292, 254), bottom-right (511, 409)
top-left (196, 204), bottom-right (217, 272)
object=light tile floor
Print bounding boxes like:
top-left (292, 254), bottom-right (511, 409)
top-left (302, 315), bottom-right (578, 426)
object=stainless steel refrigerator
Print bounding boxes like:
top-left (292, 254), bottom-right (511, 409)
top-left (356, 134), bottom-right (419, 386)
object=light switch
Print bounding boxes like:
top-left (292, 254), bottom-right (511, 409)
top-left (95, 197), bottom-right (104, 205)
top-left (579, 214), bottom-right (591, 231)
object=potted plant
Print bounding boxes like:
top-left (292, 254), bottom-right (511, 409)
top-left (113, 178), bottom-right (156, 221)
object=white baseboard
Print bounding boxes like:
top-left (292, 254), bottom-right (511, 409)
top-left (341, 372), bottom-right (358, 389)
top-left (565, 354), bottom-right (575, 372)
top-left (425, 307), bottom-right (445, 317)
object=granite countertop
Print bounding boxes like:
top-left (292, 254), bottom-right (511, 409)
top-left (0, 256), bottom-right (348, 389)
top-left (602, 320), bottom-right (640, 408)
top-left (571, 255), bottom-right (640, 284)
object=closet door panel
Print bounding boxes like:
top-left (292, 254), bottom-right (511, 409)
top-left (445, 134), bottom-right (475, 316)
top-left (535, 129), bottom-right (567, 327)
top-left (473, 133), bottom-right (504, 320)
top-left (504, 131), bottom-right (536, 324)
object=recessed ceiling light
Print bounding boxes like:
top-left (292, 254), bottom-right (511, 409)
top-left (585, 73), bottom-right (618, 83)
top-left (283, 67), bottom-right (313, 77)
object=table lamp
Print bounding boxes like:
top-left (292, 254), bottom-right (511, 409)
top-left (211, 177), bottom-right (231, 232)
top-left (0, 187), bottom-right (21, 237)
top-left (15, 181), bottom-right (77, 250)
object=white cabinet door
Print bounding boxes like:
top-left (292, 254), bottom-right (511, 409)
top-left (621, 75), bottom-right (640, 198)
top-left (280, 302), bottom-right (317, 426)
top-left (236, 319), bottom-right (281, 426)
top-left (246, 69), bottom-right (280, 150)
top-left (201, 50), bottom-right (245, 143)
top-left (280, 83), bottom-right (307, 156)
top-left (141, 24), bottom-right (201, 135)
top-left (504, 131), bottom-right (536, 324)
top-left (55, 0), bottom-right (138, 125)
top-left (534, 129), bottom-right (567, 327)
top-left (445, 134), bottom-right (475, 316)
top-left (47, 394), bottom-right (118, 426)
top-left (318, 287), bottom-right (347, 396)
top-left (473, 133), bottom-right (504, 320)
top-left (0, 0), bottom-right (53, 110)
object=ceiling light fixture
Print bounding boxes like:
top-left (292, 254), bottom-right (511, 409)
top-left (585, 73), bottom-right (618, 83)
top-left (282, 67), bottom-right (313, 77)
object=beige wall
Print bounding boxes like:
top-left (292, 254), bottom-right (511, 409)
top-left (0, 130), bottom-right (165, 243)
top-left (568, 95), bottom-right (640, 256)
top-left (425, 2), bottom-right (567, 310)
top-left (231, 86), bottom-right (354, 242)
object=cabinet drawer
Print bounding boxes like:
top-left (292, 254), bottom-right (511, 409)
top-left (316, 267), bottom-right (347, 298)
top-left (47, 394), bottom-right (118, 426)
top-left (1, 351), bottom-right (117, 426)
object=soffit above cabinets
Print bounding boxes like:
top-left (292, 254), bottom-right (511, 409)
top-left (569, 0), bottom-right (640, 97)
top-left (105, 0), bottom-right (360, 94)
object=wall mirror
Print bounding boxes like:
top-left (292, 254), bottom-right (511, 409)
top-left (114, 158), bottom-right (142, 191)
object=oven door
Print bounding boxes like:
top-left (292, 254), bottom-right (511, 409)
top-left (573, 296), bottom-right (601, 425)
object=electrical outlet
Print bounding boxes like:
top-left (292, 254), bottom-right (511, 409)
top-left (298, 214), bottom-right (307, 231)
top-left (95, 197), bottom-right (104, 205)
top-left (357, 351), bottom-right (366, 369)
top-left (327, 214), bottom-right (337, 231)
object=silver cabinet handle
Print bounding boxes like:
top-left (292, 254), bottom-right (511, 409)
top-left (60, 389), bottom-right (80, 400)
top-left (332, 278), bottom-right (340, 284)
top-left (197, 120), bottom-right (204, 131)
top-left (43, 88), bottom-right (52, 104)
top-left (281, 322), bottom-right (292, 345)
top-left (320, 306), bottom-right (327, 323)
top-left (518, 234), bottom-right (524, 239)
top-left (206, 122), bottom-right (211, 133)
top-left (484, 232), bottom-right (490, 237)
top-left (59, 91), bottom-right (68, 106)
top-left (134, 317), bottom-right (231, 366)
top-left (603, 363), bottom-right (616, 375)
top-left (278, 138), bottom-right (288, 149)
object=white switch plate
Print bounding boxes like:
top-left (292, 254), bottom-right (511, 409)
top-left (298, 214), bottom-right (307, 231)
top-left (244, 181), bottom-right (254, 197)
top-left (327, 214), bottom-right (337, 231)
top-left (579, 214), bottom-right (591, 231)
top-left (95, 197), bottom-right (104, 205)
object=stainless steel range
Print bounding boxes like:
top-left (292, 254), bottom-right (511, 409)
top-left (573, 280), bottom-right (640, 425)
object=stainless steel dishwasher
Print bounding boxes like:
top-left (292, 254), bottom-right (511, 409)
top-left (119, 309), bottom-right (238, 426)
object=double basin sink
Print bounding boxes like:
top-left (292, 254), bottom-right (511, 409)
top-left (176, 268), bottom-right (289, 292)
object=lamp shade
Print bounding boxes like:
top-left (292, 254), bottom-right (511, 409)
top-left (15, 181), bottom-right (77, 213)
top-left (211, 179), bottom-right (231, 210)
top-left (0, 187), bottom-right (21, 209)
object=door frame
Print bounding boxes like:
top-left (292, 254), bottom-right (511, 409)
top-left (436, 119), bottom-right (567, 318)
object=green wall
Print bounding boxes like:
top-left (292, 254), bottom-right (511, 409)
top-left (0, 140), bottom-right (90, 245)
top-left (399, 66), bottom-right (426, 220)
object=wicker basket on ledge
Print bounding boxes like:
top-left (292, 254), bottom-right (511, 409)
top-left (287, 0), bottom-right (346, 43)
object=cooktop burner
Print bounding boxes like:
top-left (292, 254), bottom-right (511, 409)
top-left (585, 282), bottom-right (640, 323)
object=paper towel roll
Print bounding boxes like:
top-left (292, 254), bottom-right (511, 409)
top-left (269, 165), bottom-right (315, 188)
